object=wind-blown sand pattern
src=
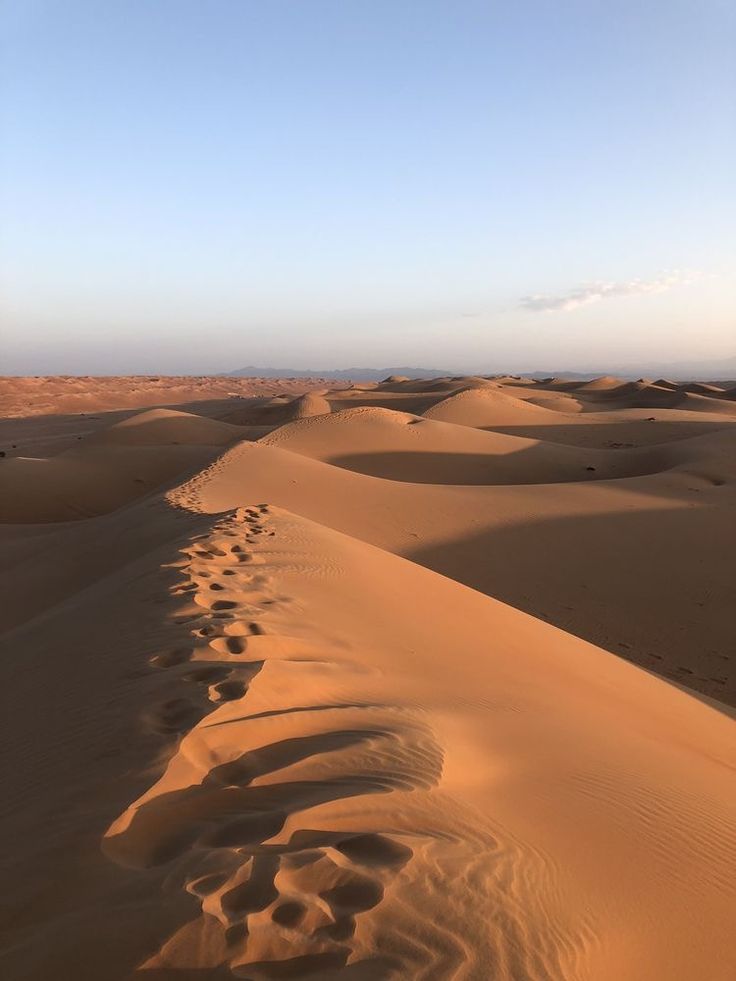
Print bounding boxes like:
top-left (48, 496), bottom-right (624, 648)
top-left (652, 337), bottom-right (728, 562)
top-left (1, 374), bottom-right (735, 979)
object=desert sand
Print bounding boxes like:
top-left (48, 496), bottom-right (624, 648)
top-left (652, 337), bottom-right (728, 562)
top-left (1, 373), bottom-right (735, 980)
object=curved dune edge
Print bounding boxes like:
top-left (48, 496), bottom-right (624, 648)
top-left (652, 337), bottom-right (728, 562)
top-left (258, 405), bottom-right (731, 485)
top-left (162, 433), bottom-right (735, 704)
top-left (101, 502), bottom-right (735, 979)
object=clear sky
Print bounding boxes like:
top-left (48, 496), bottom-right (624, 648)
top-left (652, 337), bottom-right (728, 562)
top-left (1, 0), bottom-right (734, 374)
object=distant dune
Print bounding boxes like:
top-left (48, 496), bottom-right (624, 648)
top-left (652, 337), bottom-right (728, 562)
top-left (0, 374), bottom-right (336, 419)
top-left (1, 373), bottom-right (734, 980)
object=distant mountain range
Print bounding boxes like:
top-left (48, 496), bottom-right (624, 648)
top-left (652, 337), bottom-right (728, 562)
top-left (227, 355), bottom-right (736, 383)
top-left (527, 355), bottom-right (736, 382)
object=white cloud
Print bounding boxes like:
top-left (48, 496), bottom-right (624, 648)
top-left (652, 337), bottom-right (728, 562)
top-left (520, 271), bottom-right (699, 313)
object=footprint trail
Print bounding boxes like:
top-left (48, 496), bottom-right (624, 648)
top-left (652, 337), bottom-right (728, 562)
top-left (104, 505), bottom-right (593, 979)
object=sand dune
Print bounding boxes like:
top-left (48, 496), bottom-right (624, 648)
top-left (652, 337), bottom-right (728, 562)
top-left (2, 498), bottom-right (733, 979)
top-left (1, 373), bottom-right (735, 979)
top-left (604, 386), bottom-right (736, 415)
top-left (681, 381), bottom-right (726, 395)
top-left (1, 444), bottom-right (222, 522)
top-left (526, 378), bottom-right (736, 418)
top-left (569, 375), bottom-right (627, 392)
top-left (165, 432), bottom-right (735, 702)
top-left (417, 377), bottom-right (736, 447)
top-left (1, 408), bottom-right (247, 522)
top-left (424, 385), bottom-right (558, 427)
top-left (221, 391), bottom-right (332, 427)
top-left (261, 406), bottom-right (673, 484)
top-left (88, 407), bottom-right (244, 446)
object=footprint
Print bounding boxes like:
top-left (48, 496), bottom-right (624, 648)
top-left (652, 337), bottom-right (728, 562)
top-left (110, 512), bottom-right (439, 976)
top-left (336, 833), bottom-right (413, 869)
top-left (210, 635), bottom-right (248, 655)
top-left (320, 871), bottom-right (384, 919)
top-left (210, 679), bottom-right (248, 702)
top-left (271, 900), bottom-right (306, 927)
top-left (186, 871), bottom-right (232, 898)
top-left (220, 855), bottom-right (280, 918)
top-left (196, 624), bottom-right (221, 638)
top-left (183, 666), bottom-right (231, 685)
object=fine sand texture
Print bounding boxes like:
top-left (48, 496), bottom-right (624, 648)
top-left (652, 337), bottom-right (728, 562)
top-left (1, 374), bottom-right (735, 980)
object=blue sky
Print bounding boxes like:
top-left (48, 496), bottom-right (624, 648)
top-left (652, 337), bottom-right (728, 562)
top-left (1, 0), bottom-right (734, 373)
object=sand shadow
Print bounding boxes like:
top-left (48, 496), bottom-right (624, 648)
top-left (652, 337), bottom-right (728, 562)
top-left (486, 419), bottom-right (734, 447)
top-left (325, 448), bottom-right (663, 485)
top-left (408, 500), bottom-right (734, 706)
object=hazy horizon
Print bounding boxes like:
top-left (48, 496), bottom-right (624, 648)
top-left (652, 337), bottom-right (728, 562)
top-left (2, 1), bottom-right (735, 374)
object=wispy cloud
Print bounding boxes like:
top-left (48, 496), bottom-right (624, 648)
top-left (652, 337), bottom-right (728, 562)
top-left (520, 271), bottom-right (699, 313)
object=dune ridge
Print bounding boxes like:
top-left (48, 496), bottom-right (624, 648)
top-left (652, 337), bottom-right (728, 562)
top-left (1, 373), bottom-right (735, 979)
top-left (98, 502), bottom-right (735, 979)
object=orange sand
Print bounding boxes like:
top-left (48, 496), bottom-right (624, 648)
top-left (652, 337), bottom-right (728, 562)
top-left (1, 374), bottom-right (734, 980)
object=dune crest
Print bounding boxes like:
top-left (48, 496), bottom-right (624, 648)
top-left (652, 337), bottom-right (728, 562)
top-left (97, 502), bottom-right (735, 979)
